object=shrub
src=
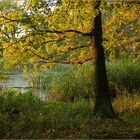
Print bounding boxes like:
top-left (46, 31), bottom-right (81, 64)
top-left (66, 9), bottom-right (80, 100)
top-left (0, 89), bottom-right (45, 115)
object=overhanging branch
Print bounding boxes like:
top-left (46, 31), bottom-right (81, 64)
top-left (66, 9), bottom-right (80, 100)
top-left (0, 13), bottom-right (95, 37)
top-left (34, 29), bottom-right (94, 37)
top-left (27, 47), bottom-right (93, 65)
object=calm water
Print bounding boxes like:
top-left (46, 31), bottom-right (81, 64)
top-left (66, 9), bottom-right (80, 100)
top-left (0, 72), bottom-right (46, 100)
top-left (1, 73), bottom-right (29, 91)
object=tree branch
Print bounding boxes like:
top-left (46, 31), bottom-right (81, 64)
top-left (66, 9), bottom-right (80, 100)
top-left (121, 1), bottom-right (140, 5)
top-left (40, 38), bottom-right (65, 45)
top-left (27, 47), bottom-right (93, 65)
top-left (0, 14), bottom-right (19, 22)
top-left (59, 45), bottom-right (89, 53)
top-left (0, 13), bottom-right (94, 37)
top-left (42, 57), bottom-right (93, 65)
top-left (34, 29), bottom-right (94, 37)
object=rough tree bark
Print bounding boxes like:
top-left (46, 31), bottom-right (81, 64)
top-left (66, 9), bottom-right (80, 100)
top-left (91, 0), bottom-right (114, 118)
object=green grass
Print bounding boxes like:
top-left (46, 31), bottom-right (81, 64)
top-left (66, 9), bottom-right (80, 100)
top-left (0, 89), bottom-right (140, 139)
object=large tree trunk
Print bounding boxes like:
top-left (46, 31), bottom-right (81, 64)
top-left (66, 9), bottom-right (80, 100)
top-left (92, 0), bottom-right (114, 118)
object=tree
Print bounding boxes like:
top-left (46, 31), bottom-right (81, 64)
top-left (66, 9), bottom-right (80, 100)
top-left (91, 0), bottom-right (114, 117)
top-left (0, 0), bottom-right (139, 118)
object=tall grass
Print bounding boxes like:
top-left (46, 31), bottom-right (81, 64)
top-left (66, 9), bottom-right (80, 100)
top-left (0, 59), bottom-right (8, 81)
top-left (31, 59), bottom-right (140, 102)
top-left (113, 92), bottom-right (140, 115)
top-left (32, 63), bottom-right (94, 102)
top-left (107, 59), bottom-right (140, 92)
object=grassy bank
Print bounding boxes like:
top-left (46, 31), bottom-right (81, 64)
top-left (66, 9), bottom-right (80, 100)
top-left (0, 89), bottom-right (140, 139)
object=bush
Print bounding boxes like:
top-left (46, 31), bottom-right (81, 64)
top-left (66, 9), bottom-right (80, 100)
top-left (0, 89), bottom-right (47, 138)
top-left (0, 89), bottom-right (45, 115)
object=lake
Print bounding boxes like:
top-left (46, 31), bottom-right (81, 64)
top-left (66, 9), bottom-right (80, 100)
top-left (0, 72), bottom-right (46, 100)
